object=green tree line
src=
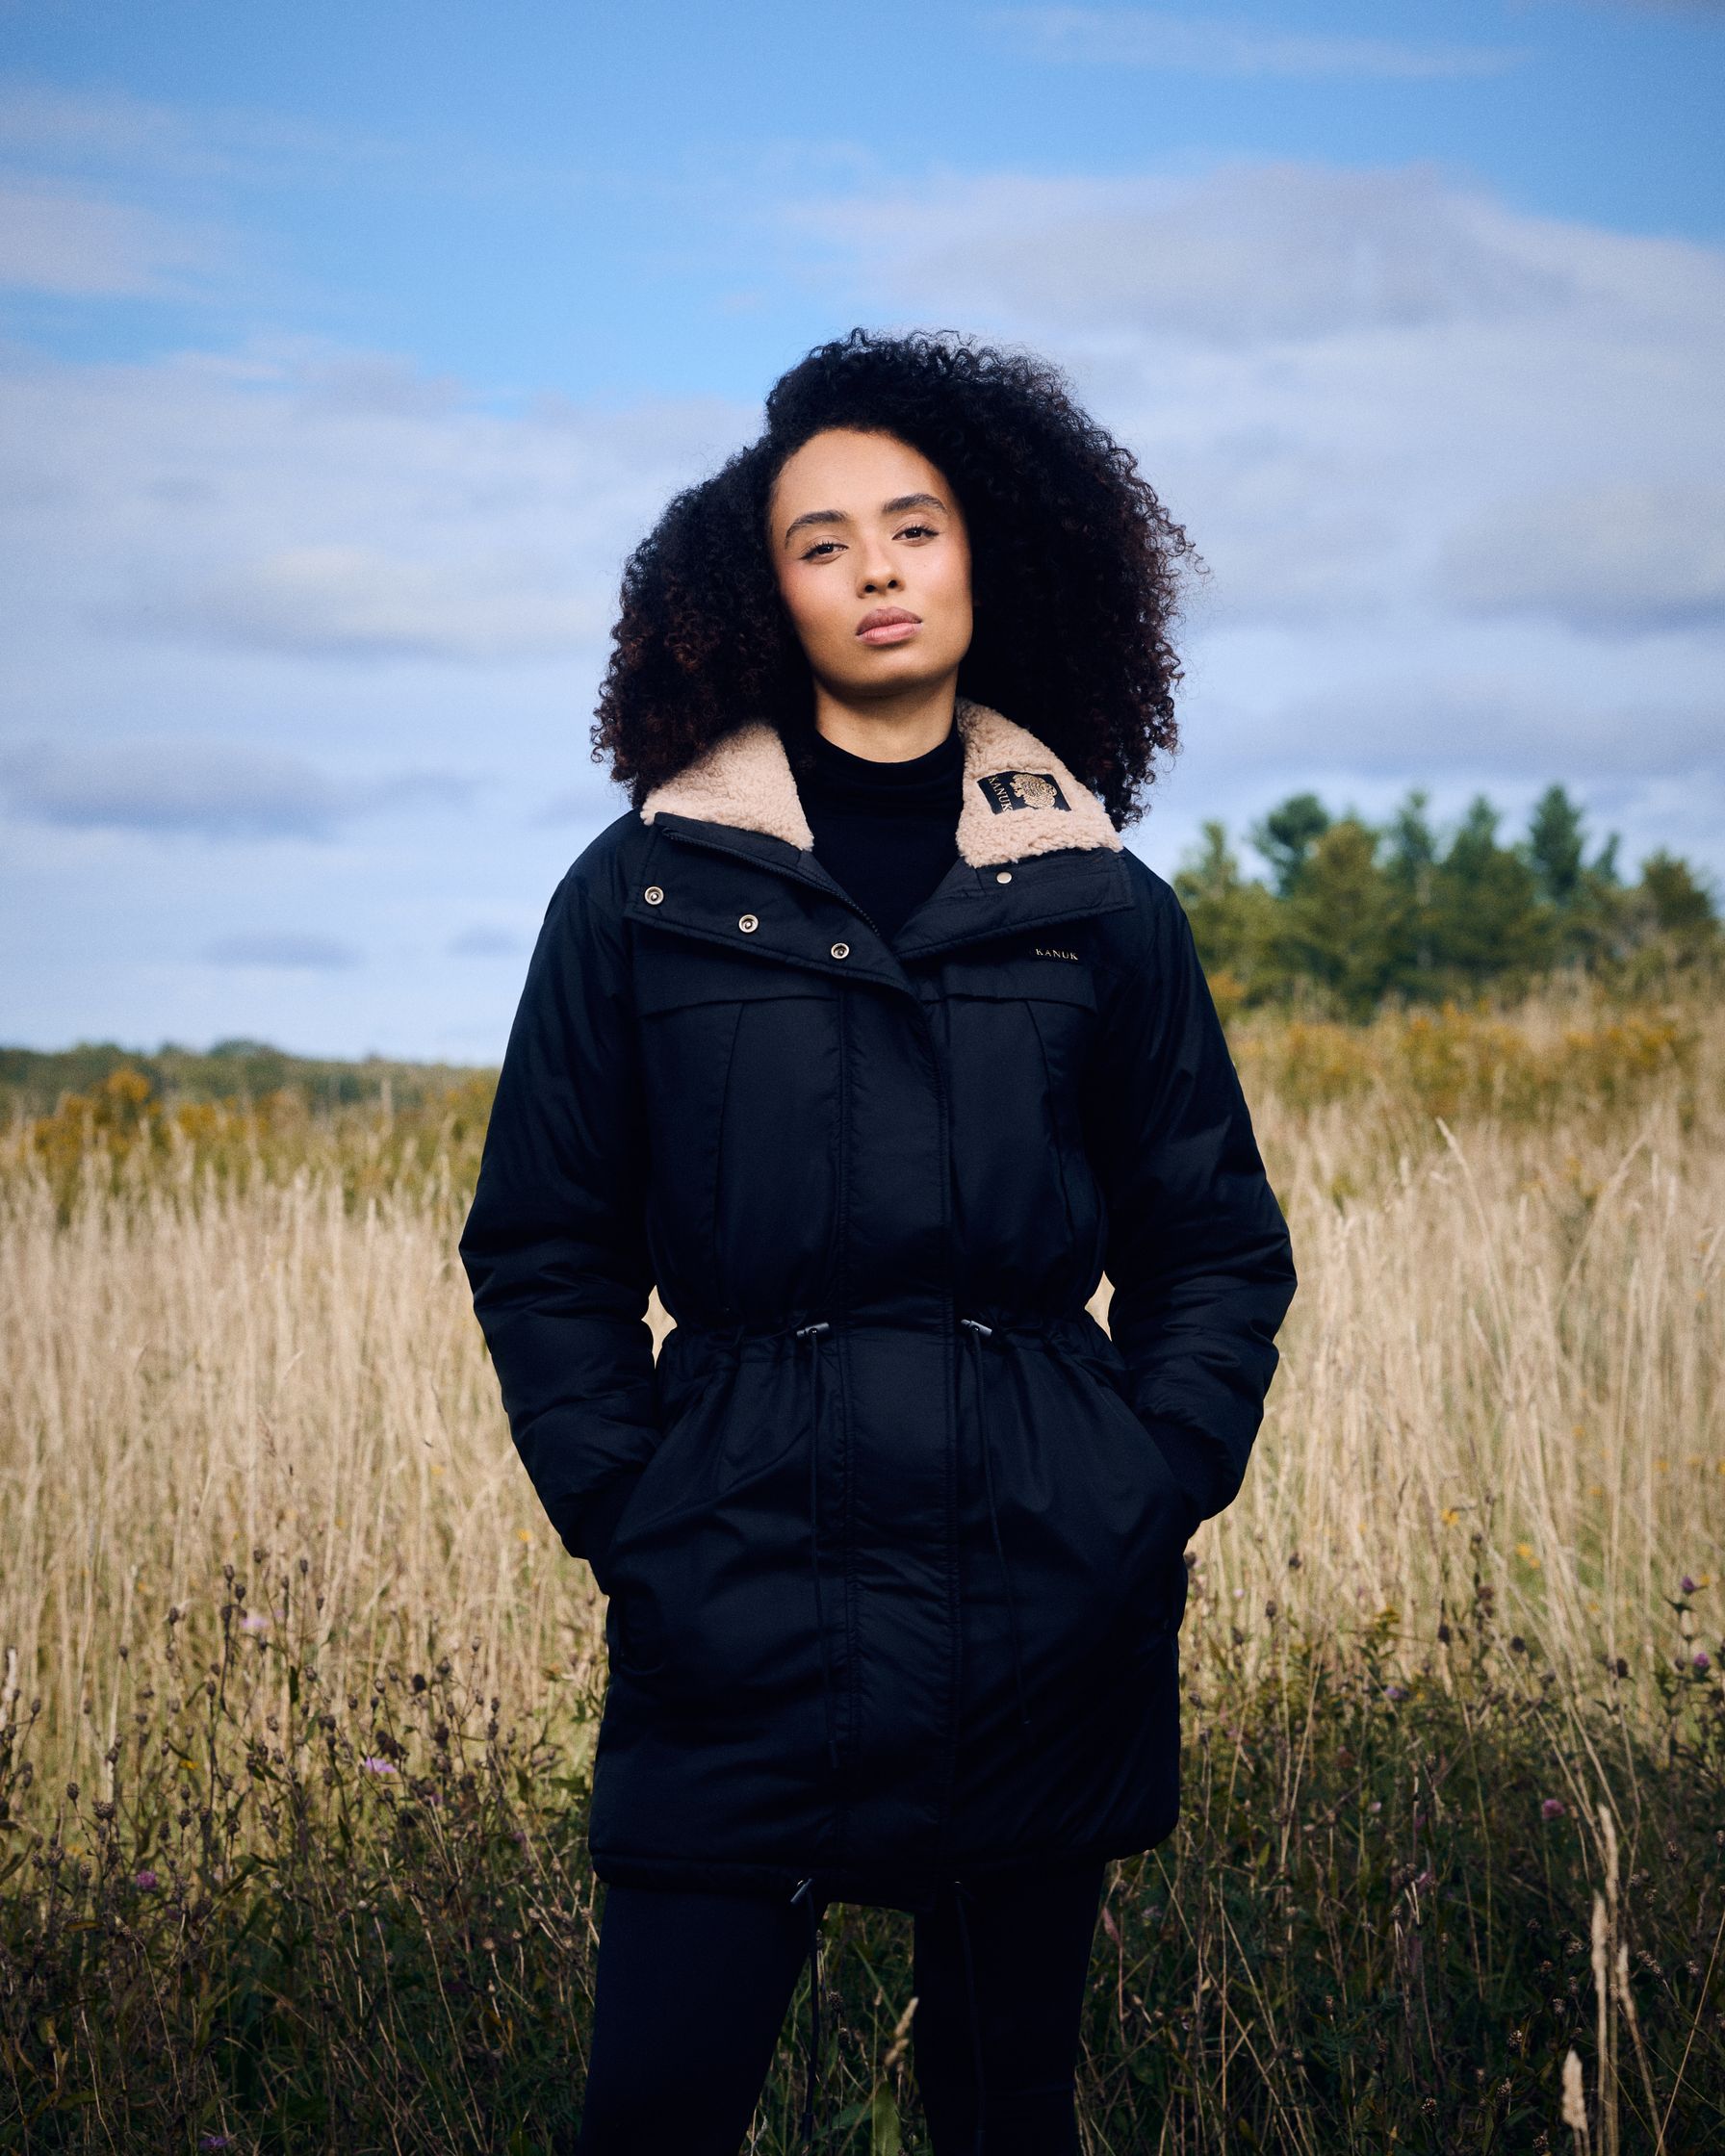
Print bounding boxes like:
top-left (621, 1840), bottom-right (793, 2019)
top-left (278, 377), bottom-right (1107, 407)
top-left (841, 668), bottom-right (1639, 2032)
top-left (1175, 783), bottom-right (1719, 1016)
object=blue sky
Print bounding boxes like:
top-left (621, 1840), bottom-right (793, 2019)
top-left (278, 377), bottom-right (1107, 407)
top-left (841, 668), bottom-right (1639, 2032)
top-left (2, 0), bottom-right (1721, 1059)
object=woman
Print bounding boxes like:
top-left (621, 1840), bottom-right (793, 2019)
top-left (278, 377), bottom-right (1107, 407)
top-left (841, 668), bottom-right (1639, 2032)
top-left (460, 328), bottom-right (1297, 2154)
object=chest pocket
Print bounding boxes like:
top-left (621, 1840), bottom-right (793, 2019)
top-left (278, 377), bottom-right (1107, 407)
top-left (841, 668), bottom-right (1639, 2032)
top-left (633, 938), bottom-right (842, 1316)
top-left (931, 953), bottom-right (1101, 1276)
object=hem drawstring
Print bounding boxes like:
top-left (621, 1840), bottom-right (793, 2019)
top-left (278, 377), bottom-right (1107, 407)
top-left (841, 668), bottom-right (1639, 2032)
top-left (958, 1318), bottom-right (1033, 1736)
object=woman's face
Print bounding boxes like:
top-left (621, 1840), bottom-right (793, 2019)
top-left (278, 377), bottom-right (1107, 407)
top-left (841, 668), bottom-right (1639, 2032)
top-left (768, 427), bottom-right (973, 709)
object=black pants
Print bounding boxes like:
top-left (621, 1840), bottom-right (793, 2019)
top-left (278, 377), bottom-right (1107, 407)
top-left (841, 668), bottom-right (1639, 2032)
top-left (574, 1859), bottom-right (1107, 2155)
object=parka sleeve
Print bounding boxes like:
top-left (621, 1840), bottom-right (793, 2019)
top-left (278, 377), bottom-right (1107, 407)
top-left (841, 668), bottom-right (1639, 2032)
top-left (1083, 866), bottom-right (1297, 1528)
top-left (458, 840), bottom-right (657, 1590)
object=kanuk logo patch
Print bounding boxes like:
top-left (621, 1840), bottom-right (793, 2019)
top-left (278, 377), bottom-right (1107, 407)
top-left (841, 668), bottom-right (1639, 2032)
top-left (975, 769), bottom-right (1070, 814)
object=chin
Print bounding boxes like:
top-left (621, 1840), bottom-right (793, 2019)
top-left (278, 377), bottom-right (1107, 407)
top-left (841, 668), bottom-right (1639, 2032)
top-left (838, 652), bottom-right (962, 695)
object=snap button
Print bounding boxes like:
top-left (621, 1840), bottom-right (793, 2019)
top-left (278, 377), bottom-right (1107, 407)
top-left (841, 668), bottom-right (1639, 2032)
top-left (995, 870), bottom-right (1013, 884)
top-left (738, 912), bottom-right (759, 933)
top-left (830, 941), bottom-right (850, 960)
top-left (643, 885), bottom-right (664, 904)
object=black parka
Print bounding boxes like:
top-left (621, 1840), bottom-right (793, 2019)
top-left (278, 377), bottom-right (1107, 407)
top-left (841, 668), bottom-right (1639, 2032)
top-left (460, 698), bottom-right (1296, 1919)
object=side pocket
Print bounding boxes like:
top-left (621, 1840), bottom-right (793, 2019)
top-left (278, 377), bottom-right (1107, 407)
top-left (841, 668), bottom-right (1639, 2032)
top-left (611, 1345), bottom-right (735, 1567)
top-left (1046, 1334), bottom-right (1196, 1643)
top-left (1055, 1335), bottom-right (1204, 1540)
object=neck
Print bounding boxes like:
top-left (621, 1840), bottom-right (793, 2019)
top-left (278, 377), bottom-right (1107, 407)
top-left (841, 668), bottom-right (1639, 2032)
top-left (809, 673), bottom-right (958, 762)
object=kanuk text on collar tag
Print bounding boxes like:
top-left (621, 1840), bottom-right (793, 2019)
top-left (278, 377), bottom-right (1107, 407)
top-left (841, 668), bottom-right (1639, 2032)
top-left (975, 769), bottom-right (1070, 814)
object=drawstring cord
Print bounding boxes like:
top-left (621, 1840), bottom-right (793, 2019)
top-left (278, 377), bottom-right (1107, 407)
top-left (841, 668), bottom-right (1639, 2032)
top-left (958, 1318), bottom-right (1033, 1736)
top-left (723, 1310), bottom-right (1053, 2151)
top-left (795, 1319), bottom-right (840, 1781)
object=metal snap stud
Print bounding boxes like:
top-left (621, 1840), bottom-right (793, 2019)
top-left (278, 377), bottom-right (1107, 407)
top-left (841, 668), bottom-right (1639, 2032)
top-left (995, 870), bottom-right (1013, 884)
top-left (643, 885), bottom-right (664, 904)
top-left (830, 941), bottom-right (850, 960)
top-left (738, 912), bottom-right (759, 933)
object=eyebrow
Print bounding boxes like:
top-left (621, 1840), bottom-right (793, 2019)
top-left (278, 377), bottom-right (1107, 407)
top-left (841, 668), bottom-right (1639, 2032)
top-left (782, 491), bottom-right (950, 546)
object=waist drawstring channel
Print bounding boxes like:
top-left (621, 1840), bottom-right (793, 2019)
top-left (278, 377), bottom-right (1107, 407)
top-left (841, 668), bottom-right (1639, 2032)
top-left (794, 1319), bottom-right (840, 1782)
top-left (768, 1310), bottom-right (1045, 2150)
top-left (708, 1311), bottom-right (1032, 1789)
top-left (958, 1317), bottom-right (1033, 1738)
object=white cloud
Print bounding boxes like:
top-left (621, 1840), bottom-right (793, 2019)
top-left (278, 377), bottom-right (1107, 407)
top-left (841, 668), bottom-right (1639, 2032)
top-left (0, 341), bottom-right (753, 668)
top-left (0, 738), bottom-right (475, 838)
top-left (1537, 2), bottom-right (1725, 14)
top-left (0, 76), bottom-right (410, 189)
top-left (1435, 482), bottom-right (1725, 633)
top-left (203, 931), bottom-right (361, 969)
top-left (985, 9), bottom-right (1525, 78)
top-left (0, 177), bottom-right (225, 296)
top-left (1215, 676), bottom-right (1722, 781)
top-left (793, 157), bottom-right (1723, 346)
top-left (447, 923), bottom-right (524, 957)
top-left (167, 544), bottom-right (605, 660)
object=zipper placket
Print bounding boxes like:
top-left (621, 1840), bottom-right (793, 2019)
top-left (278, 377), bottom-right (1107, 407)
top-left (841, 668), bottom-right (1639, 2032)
top-left (652, 820), bottom-right (1047, 1861)
top-left (796, 864), bottom-right (965, 1856)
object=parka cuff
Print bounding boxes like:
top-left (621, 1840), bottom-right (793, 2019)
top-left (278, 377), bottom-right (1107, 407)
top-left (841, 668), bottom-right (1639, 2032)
top-left (1138, 1413), bottom-right (1222, 1539)
top-left (548, 1469), bottom-right (643, 1594)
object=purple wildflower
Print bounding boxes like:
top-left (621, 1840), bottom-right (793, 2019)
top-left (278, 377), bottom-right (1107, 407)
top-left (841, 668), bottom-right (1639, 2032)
top-left (133, 1868), bottom-right (159, 1889)
top-left (1542, 1798), bottom-right (1567, 1821)
top-left (1681, 1576), bottom-right (1698, 1596)
top-left (1692, 1652), bottom-right (1712, 1674)
top-left (360, 1757), bottom-right (398, 1776)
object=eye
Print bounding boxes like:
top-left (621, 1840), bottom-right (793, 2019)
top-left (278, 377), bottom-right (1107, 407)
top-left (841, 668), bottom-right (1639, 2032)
top-left (896, 523), bottom-right (940, 541)
top-left (799, 538), bottom-right (844, 561)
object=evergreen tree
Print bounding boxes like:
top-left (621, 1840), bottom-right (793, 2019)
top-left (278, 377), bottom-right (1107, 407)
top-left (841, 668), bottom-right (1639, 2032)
top-left (1172, 821), bottom-right (1279, 1005)
top-left (1250, 793), bottom-right (1330, 898)
top-left (1170, 784), bottom-right (1717, 1014)
top-left (1430, 796), bottom-right (1551, 988)
top-left (1384, 789), bottom-right (1439, 988)
top-left (1278, 818), bottom-right (1400, 1017)
top-left (1639, 850), bottom-right (1718, 937)
top-left (1526, 785), bottom-right (1586, 907)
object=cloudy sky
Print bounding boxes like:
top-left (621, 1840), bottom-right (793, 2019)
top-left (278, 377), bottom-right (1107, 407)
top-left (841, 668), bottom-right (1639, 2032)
top-left (1, 0), bottom-right (1721, 1060)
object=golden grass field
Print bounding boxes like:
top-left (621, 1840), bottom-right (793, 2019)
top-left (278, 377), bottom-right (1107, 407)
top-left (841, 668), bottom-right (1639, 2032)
top-left (5, 995), bottom-right (1717, 1773)
top-left (2, 991), bottom-right (1720, 2150)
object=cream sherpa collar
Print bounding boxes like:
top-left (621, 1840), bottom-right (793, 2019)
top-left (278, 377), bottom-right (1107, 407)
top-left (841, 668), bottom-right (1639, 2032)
top-left (638, 698), bottom-right (1122, 871)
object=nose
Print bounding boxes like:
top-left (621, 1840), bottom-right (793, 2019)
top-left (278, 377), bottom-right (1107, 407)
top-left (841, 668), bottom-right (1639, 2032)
top-left (857, 538), bottom-right (901, 596)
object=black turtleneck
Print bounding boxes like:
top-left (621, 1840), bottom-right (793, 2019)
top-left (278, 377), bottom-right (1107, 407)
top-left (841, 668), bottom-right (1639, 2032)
top-left (786, 714), bottom-right (965, 944)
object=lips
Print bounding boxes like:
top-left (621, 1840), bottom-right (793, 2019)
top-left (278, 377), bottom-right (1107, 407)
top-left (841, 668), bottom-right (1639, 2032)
top-left (856, 606), bottom-right (921, 646)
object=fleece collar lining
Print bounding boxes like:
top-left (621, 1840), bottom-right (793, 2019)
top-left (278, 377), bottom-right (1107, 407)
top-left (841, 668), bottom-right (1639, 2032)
top-left (638, 698), bottom-right (1122, 870)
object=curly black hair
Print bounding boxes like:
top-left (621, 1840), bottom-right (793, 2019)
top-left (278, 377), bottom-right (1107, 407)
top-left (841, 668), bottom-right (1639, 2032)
top-left (592, 327), bottom-right (1204, 828)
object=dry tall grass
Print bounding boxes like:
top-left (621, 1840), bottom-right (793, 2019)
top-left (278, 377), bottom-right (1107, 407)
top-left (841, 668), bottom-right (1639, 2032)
top-left (3, 995), bottom-right (1723, 2148)
top-left (1, 996), bottom-right (1719, 1792)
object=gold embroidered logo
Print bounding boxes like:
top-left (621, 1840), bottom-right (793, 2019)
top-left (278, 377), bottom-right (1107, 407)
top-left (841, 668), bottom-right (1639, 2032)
top-left (975, 768), bottom-right (1071, 815)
